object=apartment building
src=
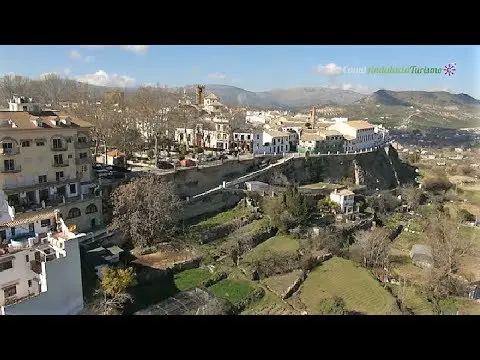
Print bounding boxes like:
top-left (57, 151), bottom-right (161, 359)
top-left (327, 120), bottom-right (378, 152)
top-left (175, 122), bottom-right (216, 149)
top-left (298, 130), bottom-right (345, 154)
top-left (0, 96), bottom-right (102, 234)
top-left (0, 209), bottom-right (85, 315)
top-left (253, 130), bottom-right (290, 154)
top-left (230, 128), bottom-right (253, 152)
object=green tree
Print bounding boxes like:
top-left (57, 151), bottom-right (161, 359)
top-left (96, 267), bottom-right (136, 315)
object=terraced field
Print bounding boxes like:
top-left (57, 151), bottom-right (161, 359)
top-left (242, 234), bottom-right (300, 264)
top-left (291, 257), bottom-right (400, 315)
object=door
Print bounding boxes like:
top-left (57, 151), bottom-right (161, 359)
top-left (28, 223), bottom-right (34, 233)
top-left (91, 218), bottom-right (96, 229)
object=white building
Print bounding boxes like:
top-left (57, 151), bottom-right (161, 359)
top-left (0, 209), bottom-right (85, 315)
top-left (203, 94), bottom-right (225, 113)
top-left (231, 128), bottom-right (254, 152)
top-left (253, 130), bottom-right (290, 154)
top-left (174, 123), bottom-right (216, 149)
top-left (8, 95), bottom-right (42, 114)
top-left (327, 120), bottom-right (383, 152)
top-left (329, 189), bottom-right (355, 214)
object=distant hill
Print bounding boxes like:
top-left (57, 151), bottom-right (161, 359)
top-left (201, 85), bottom-right (365, 110)
top-left (358, 90), bottom-right (480, 107)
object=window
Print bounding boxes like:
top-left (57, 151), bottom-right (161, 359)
top-left (68, 154), bottom-right (73, 159)
top-left (256, 134), bottom-right (259, 140)
top-left (54, 154), bottom-right (63, 165)
top-left (247, 135), bottom-right (251, 140)
top-left (82, 165), bottom-right (88, 172)
top-left (0, 230), bottom-right (5, 242)
top-left (79, 152), bottom-right (88, 159)
top-left (10, 227), bottom-right (15, 236)
top-left (25, 254), bottom-right (29, 262)
top-left (240, 135), bottom-right (244, 140)
top-left (36, 140), bottom-right (45, 146)
top-left (53, 138), bottom-right (63, 149)
top-left (2, 142), bottom-right (13, 151)
top-left (28, 280), bottom-right (32, 288)
top-left (234, 134), bottom-right (238, 139)
top-left (0, 260), bottom-right (13, 272)
top-left (38, 175), bottom-right (47, 183)
top-left (86, 204), bottom-right (98, 214)
top-left (21, 140), bottom-right (31, 147)
top-left (4, 159), bottom-right (15, 171)
top-left (56, 171), bottom-right (64, 181)
top-left (3, 284), bottom-right (16, 298)
top-left (66, 137), bottom-right (72, 143)
top-left (78, 137), bottom-right (87, 144)
top-left (67, 207), bottom-right (81, 218)
top-left (41, 219), bottom-right (51, 227)
top-left (69, 184), bottom-right (77, 194)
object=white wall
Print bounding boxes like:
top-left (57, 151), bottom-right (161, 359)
top-left (2, 238), bottom-right (84, 315)
top-left (330, 193), bottom-right (354, 213)
top-left (0, 248), bottom-right (41, 305)
top-left (253, 132), bottom-right (290, 154)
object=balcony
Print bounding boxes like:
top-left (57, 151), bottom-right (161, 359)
top-left (53, 160), bottom-right (69, 167)
top-left (1, 165), bottom-right (21, 173)
top-left (51, 145), bottom-right (68, 152)
top-left (0, 148), bottom-right (20, 156)
top-left (30, 260), bottom-right (43, 275)
top-left (2, 175), bottom-right (80, 194)
top-left (74, 141), bottom-right (94, 149)
top-left (75, 157), bottom-right (92, 165)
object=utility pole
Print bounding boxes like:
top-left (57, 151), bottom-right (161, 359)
top-left (103, 141), bottom-right (108, 165)
top-left (154, 132), bottom-right (159, 167)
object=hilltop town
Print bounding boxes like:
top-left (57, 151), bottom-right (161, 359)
top-left (0, 75), bottom-right (479, 316)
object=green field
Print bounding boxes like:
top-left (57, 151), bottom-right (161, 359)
top-left (209, 279), bottom-right (257, 306)
top-left (296, 257), bottom-right (400, 315)
top-left (173, 268), bottom-right (212, 291)
top-left (193, 207), bottom-right (250, 229)
top-left (242, 234), bottom-right (300, 263)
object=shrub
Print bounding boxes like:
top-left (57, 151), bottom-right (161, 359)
top-left (458, 209), bottom-right (475, 223)
top-left (317, 296), bottom-right (346, 315)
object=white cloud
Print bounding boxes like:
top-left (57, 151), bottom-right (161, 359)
top-left (207, 72), bottom-right (227, 80)
top-left (81, 45), bottom-right (151, 54)
top-left (63, 68), bottom-right (72, 75)
top-left (315, 63), bottom-right (343, 75)
top-left (75, 70), bottom-right (135, 87)
top-left (67, 49), bottom-right (94, 63)
top-left (327, 83), bottom-right (370, 94)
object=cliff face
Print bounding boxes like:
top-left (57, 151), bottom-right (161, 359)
top-left (258, 145), bottom-right (416, 190)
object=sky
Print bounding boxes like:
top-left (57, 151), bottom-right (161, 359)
top-left (0, 45), bottom-right (478, 98)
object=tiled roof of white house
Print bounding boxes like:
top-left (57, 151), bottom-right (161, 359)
top-left (346, 120), bottom-right (375, 130)
top-left (265, 130), bottom-right (289, 138)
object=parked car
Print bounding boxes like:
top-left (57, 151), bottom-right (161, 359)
top-left (157, 161), bottom-right (175, 169)
top-left (176, 159), bottom-right (197, 167)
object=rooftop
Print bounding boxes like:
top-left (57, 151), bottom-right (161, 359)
top-left (0, 209), bottom-right (57, 228)
top-left (265, 130), bottom-right (288, 138)
top-left (346, 120), bottom-right (375, 130)
top-left (0, 111), bottom-right (92, 130)
top-left (334, 189), bottom-right (355, 196)
top-left (205, 93), bottom-right (219, 100)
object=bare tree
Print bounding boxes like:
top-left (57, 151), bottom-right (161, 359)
top-left (425, 209), bottom-right (476, 297)
top-left (39, 73), bottom-right (66, 105)
top-left (111, 174), bottom-right (181, 248)
top-left (170, 104), bottom-right (201, 151)
top-left (0, 75), bottom-right (31, 102)
top-left (352, 228), bottom-right (390, 269)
